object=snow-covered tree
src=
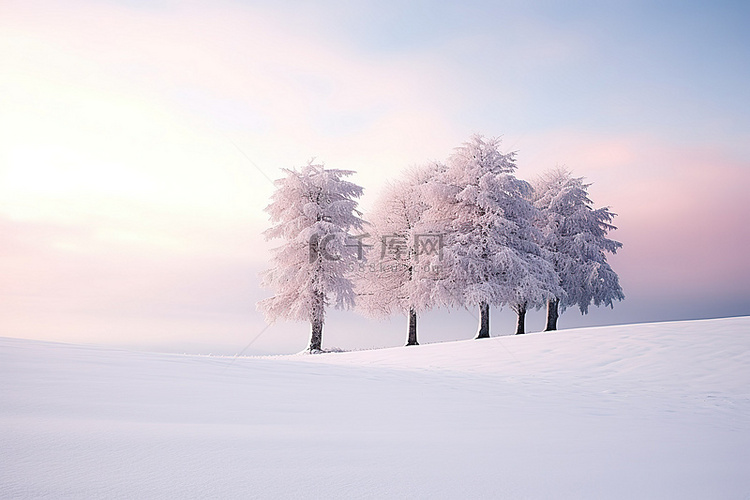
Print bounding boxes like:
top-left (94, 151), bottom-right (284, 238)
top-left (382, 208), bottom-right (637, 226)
top-left (357, 163), bottom-right (458, 346)
top-left (533, 167), bottom-right (624, 331)
top-left (258, 162), bottom-right (365, 352)
top-left (429, 134), bottom-right (560, 337)
top-left (492, 173), bottom-right (560, 335)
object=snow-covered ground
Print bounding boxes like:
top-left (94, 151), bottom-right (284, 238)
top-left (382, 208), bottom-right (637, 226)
top-left (2, 317), bottom-right (749, 499)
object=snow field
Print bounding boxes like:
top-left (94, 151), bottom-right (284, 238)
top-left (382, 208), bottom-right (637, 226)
top-left (2, 316), bottom-right (749, 498)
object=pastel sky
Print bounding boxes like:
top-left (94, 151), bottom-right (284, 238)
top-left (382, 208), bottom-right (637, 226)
top-left (1, 0), bottom-right (749, 354)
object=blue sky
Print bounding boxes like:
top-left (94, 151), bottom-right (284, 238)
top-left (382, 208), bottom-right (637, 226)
top-left (0, 0), bottom-right (748, 354)
top-left (274, 1), bottom-right (750, 136)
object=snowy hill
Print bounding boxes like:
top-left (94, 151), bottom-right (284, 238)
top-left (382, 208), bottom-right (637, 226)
top-left (2, 317), bottom-right (749, 498)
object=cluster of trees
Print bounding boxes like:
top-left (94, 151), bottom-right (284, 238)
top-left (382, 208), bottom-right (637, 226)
top-left (258, 135), bottom-right (624, 352)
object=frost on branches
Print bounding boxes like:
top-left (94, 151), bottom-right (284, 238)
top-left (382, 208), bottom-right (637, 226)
top-left (257, 162), bottom-right (365, 352)
top-left (431, 135), bottom-right (561, 337)
top-left (533, 167), bottom-right (624, 331)
top-left (357, 163), bottom-right (459, 346)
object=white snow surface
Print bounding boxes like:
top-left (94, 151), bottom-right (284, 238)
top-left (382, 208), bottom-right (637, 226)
top-left (2, 317), bottom-right (749, 499)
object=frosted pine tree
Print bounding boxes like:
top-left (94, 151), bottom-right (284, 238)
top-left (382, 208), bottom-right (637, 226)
top-left (258, 162), bottom-right (365, 352)
top-left (357, 163), bottom-right (459, 346)
top-left (431, 134), bottom-right (560, 337)
top-left (504, 183), bottom-right (562, 335)
top-left (533, 167), bottom-right (624, 331)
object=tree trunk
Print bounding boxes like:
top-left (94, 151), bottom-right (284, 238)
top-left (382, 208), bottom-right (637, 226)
top-left (515, 302), bottom-right (527, 335)
top-left (476, 301), bottom-right (490, 339)
top-left (309, 291), bottom-right (324, 352)
top-left (309, 317), bottom-right (323, 351)
top-left (545, 298), bottom-right (559, 331)
top-left (406, 308), bottom-right (418, 346)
